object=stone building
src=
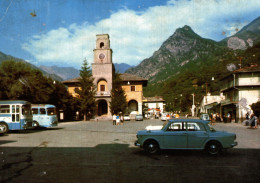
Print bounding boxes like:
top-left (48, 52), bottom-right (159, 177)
top-left (62, 34), bottom-right (147, 119)
top-left (220, 64), bottom-right (260, 122)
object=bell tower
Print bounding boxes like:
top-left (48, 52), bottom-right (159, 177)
top-left (93, 34), bottom-right (112, 64)
top-left (92, 34), bottom-right (113, 117)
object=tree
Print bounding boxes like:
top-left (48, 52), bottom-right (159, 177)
top-left (76, 59), bottom-right (96, 121)
top-left (0, 60), bottom-right (53, 102)
top-left (110, 73), bottom-right (127, 115)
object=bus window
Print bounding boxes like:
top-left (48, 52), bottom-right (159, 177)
top-left (47, 108), bottom-right (57, 115)
top-left (40, 108), bottom-right (46, 115)
top-left (16, 105), bottom-right (20, 113)
top-left (12, 105), bottom-right (15, 113)
top-left (32, 108), bottom-right (38, 114)
top-left (0, 105), bottom-right (10, 113)
top-left (22, 105), bottom-right (31, 115)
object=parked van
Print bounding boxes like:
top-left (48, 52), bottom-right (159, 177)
top-left (31, 104), bottom-right (58, 128)
top-left (0, 100), bottom-right (33, 134)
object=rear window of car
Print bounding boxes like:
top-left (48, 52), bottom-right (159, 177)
top-left (186, 122), bottom-right (205, 131)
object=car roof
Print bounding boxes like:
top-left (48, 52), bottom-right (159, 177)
top-left (168, 119), bottom-right (210, 124)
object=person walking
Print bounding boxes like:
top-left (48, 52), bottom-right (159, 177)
top-left (116, 115), bottom-right (120, 126)
top-left (120, 115), bottom-right (124, 125)
top-left (112, 114), bottom-right (116, 125)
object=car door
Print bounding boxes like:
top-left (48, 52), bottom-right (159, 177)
top-left (163, 122), bottom-right (187, 149)
top-left (186, 122), bottom-right (209, 149)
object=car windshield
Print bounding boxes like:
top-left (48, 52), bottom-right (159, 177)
top-left (208, 124), bottom-right (216, 132)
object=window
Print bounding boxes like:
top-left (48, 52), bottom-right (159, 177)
top-left (32, 108), bottom-right (39, 114)
top-left (0, 105), bottom-right (10, 113)
top-left (40, 108), bottom-right (46, 115)
top-left (167, 122), bottom-right (185, 131)
top-left (187, 122), bottom-right (205, 131)
top-left (100, 42), bottom-right (104, 48)
top-left (100, 85), bottom-right (105, 91)
top-left (47, 108), bottom-right (57, 115)
top-left (131, 86), bottom-right (135, 91)
top-left (16, 105), bottom-right (19, 113)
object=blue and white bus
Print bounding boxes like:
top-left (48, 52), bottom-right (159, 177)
top-left (0, 100), bottom-right (33, 134)
top-left (31, 104), bottom-right (58, 128)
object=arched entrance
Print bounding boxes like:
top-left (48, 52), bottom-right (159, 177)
top-left (97, 100), bottom-right (108, 116)
top-left (128, 100), bottom-right (138, 113)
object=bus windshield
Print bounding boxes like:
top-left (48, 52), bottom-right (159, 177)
top-left (22, 105), bottom-right (31, 115)
top-left (47, 108), bottom-right (57, 115)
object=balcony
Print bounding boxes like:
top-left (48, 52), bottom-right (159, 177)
top-left (96, 91), bottom-right (111, 97)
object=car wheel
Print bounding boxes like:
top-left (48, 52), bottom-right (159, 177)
top-left (0, 123), bottom-right (8, 134)
top-left (206, 141), bottom-right (222, 155)
top-left (144, 140), bottom-right (159, 154)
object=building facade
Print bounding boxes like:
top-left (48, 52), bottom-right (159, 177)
top-left (220, 64), bottom-right (260, 122)
top-left (143, 96), bottom-right (165, 117)
top-left (62, 34), bottom-right (147, 119)
top-left (199, 94), bottom-right (225, 115)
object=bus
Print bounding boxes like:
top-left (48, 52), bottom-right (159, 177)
top-left (31, 104), bottom-right (58, 128)
top-left (0, 100), bottom-right (33, 134)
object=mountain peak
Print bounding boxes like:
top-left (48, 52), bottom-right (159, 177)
top-left (173, 25), bottom-right (201, 39)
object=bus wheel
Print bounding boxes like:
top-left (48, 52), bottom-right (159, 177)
top-left (0, 123), bottom-right (8, 134)
top-left (33, 121), bottom-right (40, 129)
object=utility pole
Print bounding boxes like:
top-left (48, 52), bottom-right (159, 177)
top-left (192, 93), bottom-right (195, 117)
top-left (237, 56), bottom-right (242, 69)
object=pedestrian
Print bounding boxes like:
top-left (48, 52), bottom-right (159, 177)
top-left (227, 112), bottom-right (231, 122)
top-left (245, 112), bottom-right (249, 120)
top-left (116, 115), bottom-right (120, 125)
top-left (120, 115), bottom-right (124, 125)
top-left (210, 113), bottom-right (213, 125)
top-left (216, 113), bottom-right (221, 122)
top-left (112, 114), bottom-right (116, 125)
top-left (212, 113), bottom-right (216, 125)
top-left (250, 113), bottom-right (258, 129)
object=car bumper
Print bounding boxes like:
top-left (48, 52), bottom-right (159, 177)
top-left (231, 141), bottom-right (238, 147)
top-left (135, 140), bottom-right (140, 147)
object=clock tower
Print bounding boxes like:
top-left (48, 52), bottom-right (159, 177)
top-left (92, 34), bottom-right (114, 117)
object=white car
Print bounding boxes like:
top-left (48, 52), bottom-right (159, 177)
top-left (161, 115), bottom-right (167, 121)
top-left (124, 114), bottom-right (130, 121)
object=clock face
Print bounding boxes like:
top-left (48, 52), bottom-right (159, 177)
top-left (99, 53), bottom-right (105, 60)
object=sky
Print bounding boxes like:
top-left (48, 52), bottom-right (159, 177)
top-left (0, 0), bottom-right (260, 69)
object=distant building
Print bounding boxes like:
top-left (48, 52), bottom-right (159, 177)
top-left (220, 64), bottom-right (260, 122)
top-left (62, 34), bottom-right (147, 119)
top-left (199, 93), bottom-right (225, 115)
top-left (143, 96), bottom-right (165, 117)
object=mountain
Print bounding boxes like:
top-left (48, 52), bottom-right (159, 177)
top-left (125, 18), bottom-right (260, 111)
top-left (39, 63), bottom-right (133, 81)
top-left (221, 16), bottom-right (260, 50)
top-left (126, 25), bottom-right (229, 83)
top-left (114, 63), bottom-right (134, 73)
top-left (39, 65), bottom-right (80, 81)
top-left (0, 51), bottom-right (63, 81)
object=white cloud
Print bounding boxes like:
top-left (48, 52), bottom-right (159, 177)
top-left (22, 0), bottom-right (260, 68)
